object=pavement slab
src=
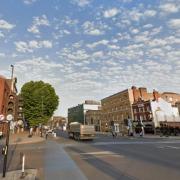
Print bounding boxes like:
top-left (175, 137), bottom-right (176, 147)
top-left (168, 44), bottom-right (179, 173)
top-left (44, 140), bottom-right (87, 180)
top-left (0, 169), bottom-right (37, 180)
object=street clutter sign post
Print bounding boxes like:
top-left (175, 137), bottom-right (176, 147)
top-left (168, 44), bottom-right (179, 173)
top-left (6, 114), bottom-right (13, 121)
top-left (2, 114), bottom-right (13, 178)
top-left (0, 115), bottom-right (5, 137)
top-left (0, 114), bottom-right (5, 121)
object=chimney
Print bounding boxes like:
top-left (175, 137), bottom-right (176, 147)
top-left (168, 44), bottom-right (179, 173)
top-left (132, 86), bottom-right (141, 102)
top-left (139, 87), bottom-right (147, 100)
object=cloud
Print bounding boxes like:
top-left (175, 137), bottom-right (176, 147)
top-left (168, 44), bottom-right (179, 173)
top-left (168, 19), bottom-right (180, 29)
top-left (0, 19), bottom-right (15, 30)
top-left (128, 10), bottom-right (143, 21)
top-left (72, 0), bottom-right (92, 7)
top-left (104, 8), bottom-right (119, 18)
top-left (15, 40), bottom-right (52, 53)
top-left (160, 3), bottom-right (179, 14)
top-left (82, 21), bottom-right (104, 35)
top-left (0, 53), bottom-right (5, 58)
top-left (144, 10), bottom-right (157, 17)
top-left (23, 0), bottom-right (38, 5)
top-left (28, 15), bottom-right (50, 34)
top-left (86, 39), bottom-right (109, 48)
top-left (0, 31), bottom-right (4, 38)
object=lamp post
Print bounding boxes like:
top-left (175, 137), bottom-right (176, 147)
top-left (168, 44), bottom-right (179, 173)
top-left (2, 114), bottom-right (13, 178)
top-left (10, 65), bottom-right (14, 94)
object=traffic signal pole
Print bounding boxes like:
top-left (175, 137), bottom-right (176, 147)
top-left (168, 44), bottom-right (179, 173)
top-left (2, 121), bottom-right (10, 178)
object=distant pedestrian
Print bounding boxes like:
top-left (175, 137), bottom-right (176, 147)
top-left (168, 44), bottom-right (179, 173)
top-left (45, 131), bottom-right (48, 140)
top-left (111, 126), bottom-right (117, 138)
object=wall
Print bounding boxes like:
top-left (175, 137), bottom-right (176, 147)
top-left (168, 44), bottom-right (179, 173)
top-left (151, 98), bottom-right (180, 127)
top-left (101, 89), bottom-right (133, 132)
top-left (0, 77), bottom-right (10, 116)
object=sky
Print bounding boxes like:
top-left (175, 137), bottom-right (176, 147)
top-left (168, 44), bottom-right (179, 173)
top-left (0, 0), bottom-right (180, 116)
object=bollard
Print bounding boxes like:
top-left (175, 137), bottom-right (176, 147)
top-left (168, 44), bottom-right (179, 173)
top-left (20, 153), bottom-right (26, 178)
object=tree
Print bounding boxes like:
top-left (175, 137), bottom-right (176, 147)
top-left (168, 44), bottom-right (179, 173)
top-left (21, 81), bottom-right (59, 127)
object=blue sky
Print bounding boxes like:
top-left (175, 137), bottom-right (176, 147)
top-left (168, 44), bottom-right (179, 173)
top-left (0, 0), bottom-right (180, 116)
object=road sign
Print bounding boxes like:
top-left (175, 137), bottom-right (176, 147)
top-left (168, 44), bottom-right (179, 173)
top-left (6, 114), bottom-right (13, 121)
top-left (0, 114), bottom-right (5, 121)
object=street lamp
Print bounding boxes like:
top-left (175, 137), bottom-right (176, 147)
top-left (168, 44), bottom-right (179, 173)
top-left (2, 114), bottom-right (13, 178)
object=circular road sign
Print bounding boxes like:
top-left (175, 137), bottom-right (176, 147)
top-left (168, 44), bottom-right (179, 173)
top-left (6, 114), bottom-right (13, 121)
top-left (0, 114), bottom-right (5, 121)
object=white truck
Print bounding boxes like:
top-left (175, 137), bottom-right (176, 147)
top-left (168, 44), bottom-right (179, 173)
top-left (68, 122), bottom-right (95, 140)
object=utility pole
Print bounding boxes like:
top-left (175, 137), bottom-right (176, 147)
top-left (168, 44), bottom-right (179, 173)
top-left (2, 114), bottom-right (13, 178)
top-left (10, 65), bottom-right (14, 93)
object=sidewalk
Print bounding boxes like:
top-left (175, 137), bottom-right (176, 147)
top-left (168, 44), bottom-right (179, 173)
top-left (44, 140), bottom-right (87, 180)
top-left (0, 169), bottom-right (37, 180)
top-left (9, 131), bottom-right (45, 145)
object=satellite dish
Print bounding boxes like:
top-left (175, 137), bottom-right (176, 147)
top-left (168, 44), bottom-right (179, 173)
top-left (6, 114), bottom-right (13, 121)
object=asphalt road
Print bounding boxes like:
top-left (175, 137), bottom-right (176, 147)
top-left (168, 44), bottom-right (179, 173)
top-left (56, 130), bottom-right (180, 180)
top-left (0, 131), bottom-right (180, 180)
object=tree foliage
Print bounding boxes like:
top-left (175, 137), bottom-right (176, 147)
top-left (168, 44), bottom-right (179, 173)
top-left (21, 81), bottom-right (59, 127)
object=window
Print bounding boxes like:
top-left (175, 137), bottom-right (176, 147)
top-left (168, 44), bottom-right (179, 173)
top-left (147, 106), bottom-right (150, 112)
top-left (140, 115), bottom-right (143, 121)
top-left (139, 108), bottom-right (144, 112)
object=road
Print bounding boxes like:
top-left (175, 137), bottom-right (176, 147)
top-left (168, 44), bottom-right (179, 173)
top-left (0, 131), bottom-right (180, 180)
top-left (56, 130), bottom-right (180, 180)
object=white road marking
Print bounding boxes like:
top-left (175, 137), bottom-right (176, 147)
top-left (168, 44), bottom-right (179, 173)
top-left (80, 151), bottom-right (116, 155)
top-left (92, 141), bottom-right (180, 146)
top-left (80, 151), bottom-right (124, 159)
top-left (157, 146), bottom-right (180, 150)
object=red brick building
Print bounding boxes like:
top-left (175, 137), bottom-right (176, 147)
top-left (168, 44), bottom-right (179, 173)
top-left (0, 76), bottom-right (11, 116)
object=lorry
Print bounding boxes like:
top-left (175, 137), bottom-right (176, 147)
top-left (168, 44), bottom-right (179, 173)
top-left (68, 122), bottom-right (95, 140)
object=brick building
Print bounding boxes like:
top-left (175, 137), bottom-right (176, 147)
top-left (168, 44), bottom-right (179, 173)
top-left (49, 116), bottom-right (67, 129)
top-left (161, 92), bottom-right (180, 106)
top-left (101, 87), bottom-right (162, 132)
top-left (101, 89), bottom-right (134, 132)
top-left (0, 76), bottom-right (11, 116)
top-left (175, 102), bottom-right (180, 116)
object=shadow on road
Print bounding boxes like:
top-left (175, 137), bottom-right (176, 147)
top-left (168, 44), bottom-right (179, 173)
top-left (66, 146), bottom-right (138, 180)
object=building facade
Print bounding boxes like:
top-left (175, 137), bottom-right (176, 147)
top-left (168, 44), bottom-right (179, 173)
top-left (161, 92), bottom-right (180, 106)
top-left (49, 116), bottom-right (67, 129)
top-left (68, 100), bottom-right (101, 124)
top-left (0, 76), bottom-right (11, 116)
top-left (175, 102), bottom-right (180, 116)
top-left (101, 87), bottom-right (162, 132)
top-left (151, 98), bottom-right (180, 127)
top-left (101, 89), bottom-right (134, 132)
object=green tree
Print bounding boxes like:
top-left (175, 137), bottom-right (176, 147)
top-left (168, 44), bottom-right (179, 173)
top-left (21, 81), bottom-right (59, 127)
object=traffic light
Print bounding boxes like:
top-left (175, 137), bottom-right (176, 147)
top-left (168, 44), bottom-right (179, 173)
top-left (7, 95), bottom-right (15, 116)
